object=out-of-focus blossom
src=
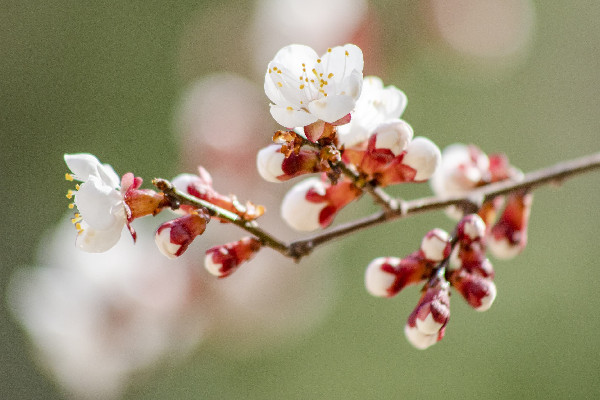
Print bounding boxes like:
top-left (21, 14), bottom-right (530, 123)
top-left (488, 191), bottom-right (533, 259)
top-left (264, 44), bottom-right (364, 131)
top-left (428, 0), bottom-right (535, 64)
top-left (337, 76), bottom-right (408, 147)
top-left (250, 0), bottom-right (369, 75)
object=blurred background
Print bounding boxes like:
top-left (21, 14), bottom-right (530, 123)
top-left (2, 0), bottom-right (600, 399)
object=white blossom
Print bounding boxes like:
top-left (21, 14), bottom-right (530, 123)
top-left (280, 177), bottom-right (327, 231)
top-left (265, 44), bottom-right (364, 128)
top-left (402, 137), bottom-right (442, 181)
top-left (64, 153), bottom-right (126, 252)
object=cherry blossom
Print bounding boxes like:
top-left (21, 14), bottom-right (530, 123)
top-left (264, 44), bottom-right (364, 130)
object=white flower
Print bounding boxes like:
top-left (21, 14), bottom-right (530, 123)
top-left (337, 76), bottom-right (408, 147)
top-left (264, 44), bottom-right (364, 128)
top-left (372, 119), bottom-right (414, 156)
top-left (430, 144), bottom-right (490, 197)
top-left (64, 153), bottom-right (126, 253)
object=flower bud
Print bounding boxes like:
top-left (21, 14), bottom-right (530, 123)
top-left (449, 270), bottom-right (497, 312)
top-left (155, 213), bottom-right (208, 259)
top-left (372, 119), bottom-right (413, 156)
top-left (205, 237), bottom-right (262, 278)
top-left (281, 177), bottom-right (360, 231)
top-left (420, 228), bottom-right (451, 262)
top-left (456, 214), bottom-right (487, 243)
top-left (488, 192), bottom-right (533, 259)
top-left (405, 281), bottom-right (450, 349)
top-left (256, 145), bottom-right (285, 182)
top-left (402, 137), bottom-right (442, 181)
top-left (364, 253), bottom-right (428, 298)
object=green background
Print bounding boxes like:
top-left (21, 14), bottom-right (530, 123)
top-left (2, 1), bottom-right (599, 399)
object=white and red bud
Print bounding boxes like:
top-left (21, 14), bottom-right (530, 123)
top-left (205, 237), bottom-right (262, 278)
top-left (281, 177), bottom-right (361, 231)
top-left (405, 281), bottom-right (450, 349)
top-left (488, 192), bottom-right (533, 259)
top-left (420, 228), bottom-right (451, 262)
top-left (449, 270), bottom-right (497, 312)
top-left (456, 214), bottom-right (487, 243)
top-left (155, 213), bottom-right (209, 259)
top-left (256, 144), bottom-right (323, 182)
top-left (364, 253), bottom-right (428, 298)
top-left (402, 137), bottom-right (442, 182)
top-left (372, 119), bottom-right (414, 156)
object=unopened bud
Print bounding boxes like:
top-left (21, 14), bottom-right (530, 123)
top-left (372, 119), bottom-right (414, 156)
top-left (456, 214), bottom-right (486, 242)
top-left (402, 137), bottom-right (442, 181)
top-left (420, 228), bottom-right (451, 262)
top-left (489, 192), bottom-right (533, 259)
top-left (405, 281), bottom-right (450, 349)
top-left (450, 270), bottom-right (497, 312)
top-left (205, 237), bottom-right (262, 278)
top-left (256, 145), bottom-right (285, 182)
top-left (155, 213), bottom-right (208, 259)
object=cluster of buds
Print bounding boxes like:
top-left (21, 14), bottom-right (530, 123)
top-left (365, 214), bottom-right (498, 349)
top-left (431, 144), bottom-right (533, 259)
top-left (258, 44), bottom-right (442, 232)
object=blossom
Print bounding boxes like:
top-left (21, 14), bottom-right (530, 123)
top-left (264, 44), bottom-right (364, 130)
top-left (256, 143), bottom-right (322, 183)
top-left (205, 237), bottom-right (262, 278)
top-left (336, 76), bottom-right (408, 147)
top-left (155, 212), bottom-right (209, 259)
top-left (64, 153), bottom-right (128, 252)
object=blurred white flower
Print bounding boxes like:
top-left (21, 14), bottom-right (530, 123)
top-left (250, 0), bottom-right (368, 75)
top-left (265, 44), bottom-right (364, 128)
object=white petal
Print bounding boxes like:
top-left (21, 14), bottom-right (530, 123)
top-left (403, 137), bottom-right (442, 181)
top-left (421, 229), bottom-right (450, 262)
top-left (416, 313), bottom-right (444, 335)
top-left (270, 104), bottom-right (317, 128)
top-left (320, 44), bottom-right (364, 83)
top-left (475, 281), bottom-right (497, 312)
top-left (75, 221), bottom-right (124, 253)
top-left (307, 94), bottom-right (354, 123)
top-left (204, 254), bottom-right (222, 277)
top-left (256, 145), bottom-right (285, 183)
top-left (271, 44), bottom-right (319, 77)
top-left (64, 153), bottom-right (103, 182)
top-left (75, 176), bottom-right (123, 231)
top-left (280, 178), bottom-right (326, 232)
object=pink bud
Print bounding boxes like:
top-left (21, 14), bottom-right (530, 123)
top-left (281, 177), bottom-right (361, 231)
top-left (489, 192), bottom-right (533, 259)
top-left (205, 237), bottom-right (262, 278)
top-left (420, 228), bottom-right (451, 262)
top-left (449, 270), bottom-right (497, 312)
top-left (155, 213), bottom-right (208, 259)
top-left (405, 281), bottom-right (450, 349)
top-left (364, 253), bottom-right (428, 298)
top-left (456, 214), bottom-right (486, 243)
top-left (257, 144), bottom-right (322, 182)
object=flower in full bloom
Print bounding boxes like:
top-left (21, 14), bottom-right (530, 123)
top-left (65, 153), bottom-right (165, 253)
top-left (264, 44), bottom-right (364, 133)
top-left (336, 76), bottom-right (408, 147)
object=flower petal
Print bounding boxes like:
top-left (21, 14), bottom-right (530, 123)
top-left (75, 176), bottom-right (124, 231)
top-left (75, 221), bottom-right (124, 253)
top-left (270, 104), bottom-right (317, 128)
top-left (64, 153), bottom-right (103, 182)
top-left (307, 94), bottom-right (355, 123)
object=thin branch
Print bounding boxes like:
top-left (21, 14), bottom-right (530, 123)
top-left (155, 152), bottom-right (600, 262)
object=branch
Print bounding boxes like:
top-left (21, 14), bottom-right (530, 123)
top-left (155, 152), bottom-right (600, 261)
top-left (288, 151), bottom-right (600, 257)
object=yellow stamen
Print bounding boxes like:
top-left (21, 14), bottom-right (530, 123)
top-left (65, 173), bottom-right (74, 181)
top-left (75, 184), bottom-right (80, 190)
top-left (299, 84), bottom-right (305, 89)
top-left (75, 223), bottom-right (83, 232)
top-left (277, 82), bottom-right (283, 87)
top-left (345, 50), bottom-right (349, 56)
top-left (68, 203), bottom-right (75, 209)
top-left (286, 106), bottom-right (293, 111)
top-left (317, 59), bottom-right (321, 63)
top-left (328, 73), bottom-right (334, 79)
top-left (66, 190), bottom-right (74, 199)
top-left (327, 48), bottom-right (332, 53)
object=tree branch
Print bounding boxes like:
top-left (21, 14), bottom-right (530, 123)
top-left (155, 152), bottom-right (600, 262)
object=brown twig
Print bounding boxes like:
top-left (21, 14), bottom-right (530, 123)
top-left (155, 152), bottom-right (600, 261)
